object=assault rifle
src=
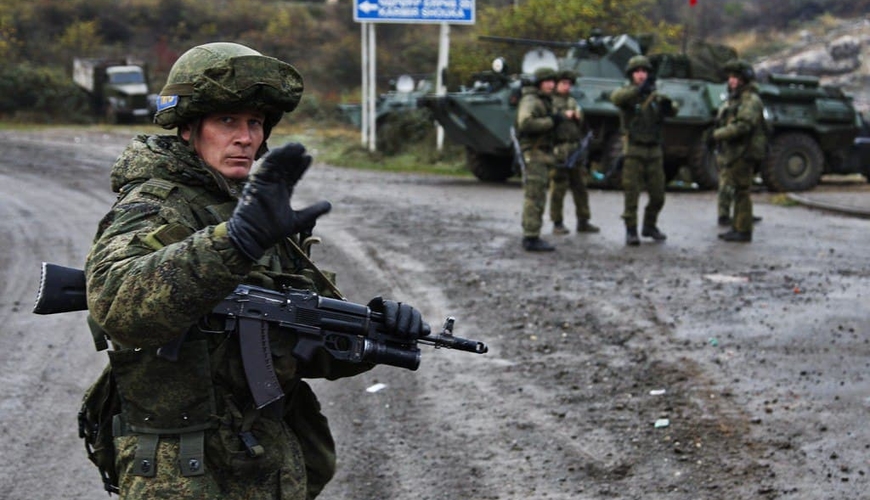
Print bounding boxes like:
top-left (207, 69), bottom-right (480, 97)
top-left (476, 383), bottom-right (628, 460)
top-left (33, 263), bottom-right (488, 408)
top-left (564, 130), bottom-right (594, 169)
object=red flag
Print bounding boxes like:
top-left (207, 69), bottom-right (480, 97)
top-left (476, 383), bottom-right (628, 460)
top-left (690, 0), bottom-right (697, 5)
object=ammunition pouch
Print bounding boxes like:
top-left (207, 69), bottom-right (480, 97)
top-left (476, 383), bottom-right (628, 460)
top-left (108, 341), bottom-right (215, 433)
top-left (108, 340), bottom-right (215, 478)
top-left (206, 394), bottom-right (304, 477)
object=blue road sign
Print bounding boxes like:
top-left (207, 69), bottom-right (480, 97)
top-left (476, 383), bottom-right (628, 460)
top-left (354, 0), bottom-right (475, 24)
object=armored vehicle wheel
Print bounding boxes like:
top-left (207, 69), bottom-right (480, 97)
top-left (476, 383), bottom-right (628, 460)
top-left (688, 140), bottom-right (719, 189)
top-left (762, 132), bottom-right (824, 192)
top-left (467, 148), bottom-right (514, 182)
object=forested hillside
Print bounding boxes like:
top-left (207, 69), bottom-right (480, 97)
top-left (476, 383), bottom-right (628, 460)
top-left (0, 0), bottom-right (867, 121)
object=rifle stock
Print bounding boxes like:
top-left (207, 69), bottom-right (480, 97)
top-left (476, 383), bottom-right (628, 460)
top-left (33, 262), bottom-right (88, 314)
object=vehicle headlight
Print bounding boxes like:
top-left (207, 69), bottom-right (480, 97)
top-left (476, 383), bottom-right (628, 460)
top-left (492, 57), bottom-right (506, 74)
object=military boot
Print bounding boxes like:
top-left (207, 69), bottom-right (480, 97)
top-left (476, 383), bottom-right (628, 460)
top-left (522, 236), bottom-right (556, 252)
top-left (576, 219), bottom-right (600, 233)
top-left (641, 225), bottom-right (667, 241)
top-left (718, 230), bottom-right (752, 242)
top-left (720, 215), bottom-right (761, 225)
top-left (552, 222), bottom-right (569, 235)
top-left (625, 226), bottom-right (640, 246)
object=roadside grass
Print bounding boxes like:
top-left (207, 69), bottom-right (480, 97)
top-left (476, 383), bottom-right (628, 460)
top-left (271, 120), bottom-right (470, 178)
top-left (770, 193), bottom-right (800, 206)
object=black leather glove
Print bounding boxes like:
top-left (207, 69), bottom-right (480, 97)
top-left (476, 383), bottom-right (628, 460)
top-left (227, 143), bottom-right (331, 261)
top-left (638, 76), bottom-right (656, 97)
top-left (368, 297), bottom-right (431, 341)
top-left (660, 97), bottom-right (673, 115)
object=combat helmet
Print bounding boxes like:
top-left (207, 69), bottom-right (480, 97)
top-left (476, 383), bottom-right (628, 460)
top-left (722, 58), bottom-right (755, 82)
top-left (557, 70), bottom-right (579, 82)
top-left (533, 67), bottom-right (558, 86)
top-left (154, 42), bottom-right (303, 155)
top-left (624, 55), bottom-right (652, 77)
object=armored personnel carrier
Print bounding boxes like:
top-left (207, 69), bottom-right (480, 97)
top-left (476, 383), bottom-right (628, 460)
top-left (418, 32), bottom-right (868, 191)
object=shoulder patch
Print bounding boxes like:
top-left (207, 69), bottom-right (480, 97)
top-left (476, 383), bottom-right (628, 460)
top-left (156, 95), bottom-right (178, 112)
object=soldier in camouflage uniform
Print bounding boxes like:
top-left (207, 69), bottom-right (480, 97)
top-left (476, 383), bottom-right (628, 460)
top-left (712, 59), bottom-right (767, 242)
top-left (83, 42), bottom-right (426, 499)
top-left (610, 55), bottom-right (678, 246)
top-left (548, 70), bottom-right (599, 235)
top-left (515, 67), bottom-right (569, 252)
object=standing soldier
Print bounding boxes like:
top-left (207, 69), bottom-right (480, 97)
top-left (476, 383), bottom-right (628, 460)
top-left (516, 67), bottom-right (561, 252)
top-left (548, 70), bottom-right (599, 235)
top-left (81, 42), bottom-right (427, 499)
top-left (712, 59), bottom-right (767, 242)
top-left (610, 55), bottom-right (677, 246)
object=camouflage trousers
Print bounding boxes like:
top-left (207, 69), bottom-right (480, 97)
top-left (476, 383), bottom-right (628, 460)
top-left (720, 158), bottom-right (756, 233)
top-left (522, 158), bottom-right (551, 238)
top-left (114, 430), bottom-right (307, 500)
top-left (621, 152), bottom-right (665, 228)
top-left (717, 164), bottom-right (735, 219)
top-left (549, 166), bottom-right (590, 224)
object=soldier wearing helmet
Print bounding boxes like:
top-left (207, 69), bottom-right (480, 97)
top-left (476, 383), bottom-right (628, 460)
top-left (82, 42), bottom-right (426, 499)
top-left (548, 69), bottom-right (599, 236)
top-left (514, 66), bottom-right (577, 251)
top-left (610, 55), bottom-right (678, 246)
top-left (711, 58), bottom-right (766, 242)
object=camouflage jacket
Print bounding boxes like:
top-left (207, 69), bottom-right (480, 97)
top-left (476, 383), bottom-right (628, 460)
top-left (551, 93), bottom-right (585, 162)
top-left (610, 83), bottom-right (677, 154)
top-left (516, 86), bottom-right (557, 152)
top-left (713, 83), bottom-right (767, 165)
top-left (84, 134), bottom-right (370, 433)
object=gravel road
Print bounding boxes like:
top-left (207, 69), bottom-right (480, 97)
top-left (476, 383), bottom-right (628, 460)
top-left (1, 127), bottom-right (868, 500)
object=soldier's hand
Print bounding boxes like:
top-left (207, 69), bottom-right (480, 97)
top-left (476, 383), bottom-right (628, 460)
top-left (638, 77), bottom-right (655, 96)
top-left (368, 297), bottom-right (431, 341)
top-left (660, 98), bottom-right (673, 115)
top-left (226, 143), bottom-right (331, 261)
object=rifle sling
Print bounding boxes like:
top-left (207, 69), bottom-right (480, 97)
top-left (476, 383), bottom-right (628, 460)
top-left (238, 317), bottom-right (285, 409)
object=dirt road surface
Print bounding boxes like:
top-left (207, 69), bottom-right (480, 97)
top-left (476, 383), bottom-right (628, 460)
top-left (1, 128), bottom-right (868, 500)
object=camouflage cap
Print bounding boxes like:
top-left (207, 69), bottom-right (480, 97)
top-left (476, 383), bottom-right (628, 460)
top-left (154, 42), bottom-right (303, 132)
top-left (723, 58), bottom-right (755, 82)
top-left (625, 55), bottom-right (652, 77)
top-left (533, 67), bottom-right (558, 85)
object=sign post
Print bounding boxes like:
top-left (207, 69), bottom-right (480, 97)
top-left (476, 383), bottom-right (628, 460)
top-left (353, 0), bottom-right (475, 152)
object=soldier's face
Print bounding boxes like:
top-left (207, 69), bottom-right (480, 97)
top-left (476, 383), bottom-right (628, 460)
top-left (556, 80), bottom-right (572, 95)
top-left (727, 75), bottom-right (741, 90)
top-left (539, 79), bottom-right (556, 94)
top-left (182, 110), bottom-right (266, 179)
top-left (632, 68), bottom-right (648, 86)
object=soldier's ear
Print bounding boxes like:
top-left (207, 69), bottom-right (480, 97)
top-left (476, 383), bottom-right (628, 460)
top-left (179, 123), bottom-right (192, 142)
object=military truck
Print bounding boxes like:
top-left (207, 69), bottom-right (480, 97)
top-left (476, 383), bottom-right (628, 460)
top-left (73, 57), bottom-right (152, 123)
top-left (419, 32), bottom-right (868, 191)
